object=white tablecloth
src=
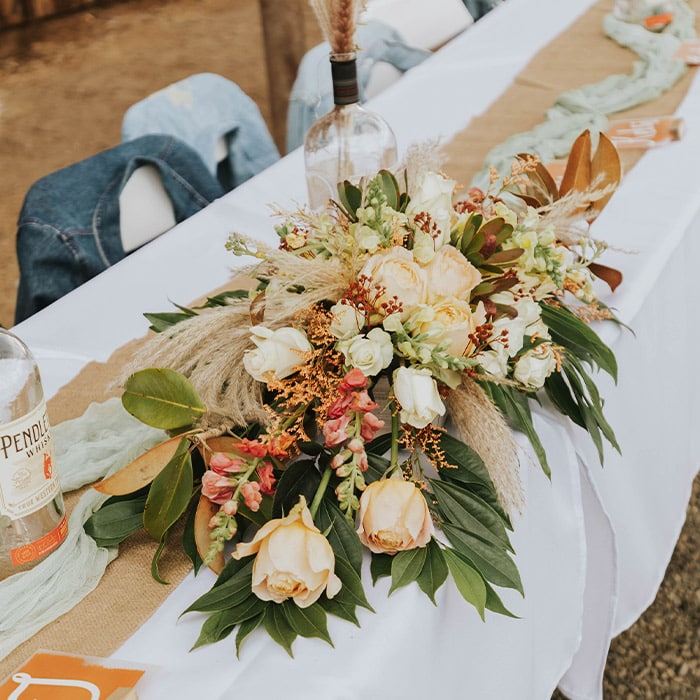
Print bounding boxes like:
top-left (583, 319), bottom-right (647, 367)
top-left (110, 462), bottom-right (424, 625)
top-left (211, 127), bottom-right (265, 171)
top-left (12, 0), bottom-right (700, 698)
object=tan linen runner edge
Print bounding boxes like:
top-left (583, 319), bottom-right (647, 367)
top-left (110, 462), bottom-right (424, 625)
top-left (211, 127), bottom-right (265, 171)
top-left (444, 0), bottom-right (699, 185)
top-left (3, 0), bottom-right (697, 678)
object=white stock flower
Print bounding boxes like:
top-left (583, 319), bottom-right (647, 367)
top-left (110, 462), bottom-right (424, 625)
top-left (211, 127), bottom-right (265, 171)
top-left (329, 301), bottom-right (365, 339)
top-left (353, 223), bottom-right (381, 253)
top-left (243, 326), bottom-right (312, 383)
top-left (338, 328), bottom-right (394, 376)
top-left (514, 344), bottom-right (558, 389)
top-left (393, 366), bottom-right (446, 429)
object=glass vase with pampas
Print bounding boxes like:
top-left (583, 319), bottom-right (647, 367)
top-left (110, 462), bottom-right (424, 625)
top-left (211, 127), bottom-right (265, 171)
top-left (304, 0), bottom-right (398, 209)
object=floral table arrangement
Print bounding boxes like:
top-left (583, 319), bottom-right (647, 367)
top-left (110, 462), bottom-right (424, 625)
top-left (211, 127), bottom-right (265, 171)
top-left (86, 133), bottom-right (624, 655)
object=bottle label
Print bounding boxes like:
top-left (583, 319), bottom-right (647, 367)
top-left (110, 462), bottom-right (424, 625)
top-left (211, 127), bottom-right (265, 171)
top-left (0, 400), bottom-right (61, 519)
top-left (10, 514), bottom-right (68, 565)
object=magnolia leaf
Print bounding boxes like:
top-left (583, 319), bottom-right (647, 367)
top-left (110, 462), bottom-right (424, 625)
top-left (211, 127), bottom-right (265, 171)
top-left (589, 262), bottom-right (623, 292)
top-left (182, 497), bottom-right (202, 575)
top-left (282, 600), bottom-right (333, 645)
top-left (442, 547), bottom-right (487, 620)
top-left (441, 522), bottom-right (523, 594)
top-left (93, 434), bottom-right (185, 496)
top-left (517, 154), bottom-right (559, 204)
top-left (389, 546), bottom-right (427, 595)
top-left (249, 289), bottom-right (266, 326)
top-left (122, 368), bottom-right (206, 430)
top-left (235, 614), bottom-right (264, 658)
top-left (83, 495), bottom-right (147, 547)
top-left (150, 534), bottom-right (170, 585)
top-left (588, 131), bottom-right (622, 220)
top-left (194, 494), bottom-right (225, 575)
top-left (416, 539), bottom-right (449, 604)
top-left (198, 435), bottom-right (247, 464)
top-left (143, 443), bottom-right (193, 541)
top-left (483, 248), bottom-right (523, 266)
top-left (264, 603), bottom-right (297, 657)
top-left (559, 129), bottom-right (592, 199)
top-left (511, 191), bottom-right (544, 209)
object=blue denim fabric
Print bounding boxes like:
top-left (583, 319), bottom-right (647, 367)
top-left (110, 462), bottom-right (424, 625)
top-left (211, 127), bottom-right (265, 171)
top-left (121, 73), bottom-right (280, 191)
top-left (285, 20), bottom-right (430, 153)
top-left (15, 134), bottom-right (224, 324)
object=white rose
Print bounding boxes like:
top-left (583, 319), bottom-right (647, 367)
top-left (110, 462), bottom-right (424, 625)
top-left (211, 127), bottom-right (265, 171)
top-left (243, 326), bottom-right (312, 383)
top-left (406, 172), bottom-right (456, 263)
top-left (491, 292), bottom-right (542, 329)
top-left (424, 245), bottom-right (482, 303)
top-left (476, 345), bottom-right (509, 380)
top-left (361, 247), bottom-right (427, 319)
top-left (393, 366), bottom-right (446, 429)
top-left (329, 301), bottom-right (365, 339)
top-left (490, 315), bottom-right (527, 358)
top-left (514, 344), bottom-right (558, 389)
top-left (338, 327), bottom-right (394, 376)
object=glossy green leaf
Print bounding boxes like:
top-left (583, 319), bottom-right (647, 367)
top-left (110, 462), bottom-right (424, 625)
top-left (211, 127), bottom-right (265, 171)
top-left (437, 433), bottom-right (494, 489)
top-left (263, 603), bottom-right (297, 657)
top-left (83, 495), bottom-right (146, 547)
top-left (183, 559), bottom-right (254, 614)
top-left (429, 479), bottom-right (511, 550)
top-left (377, 169), bottom-right (400, 210)
top-left (441, 522), bottom-right (523, 594)
top-left (316, 499), bottom-right (363, 575)
top-left (143, 441), bottom-right (193, 540)
top-left (122, 368), bottom-right (206, 429)
top-left (235, 614), bottom-right (264, 658)
top-left (416, 539), bottom-right (448, 604)
top-left (282, 600), bottom-right (333, 645)
top-left (442, 548), bottom-right (487, 619)
top-left (484, 580), bottom-right (519, 618)
top-left (150, 534), bottom-right (170, 585)
top-left (272, 458), bottom-right (321, 518)
top-left (182, 495), bottom-right (202, 575)
top-left (191, 596), bottom-right (265, 650)
top-left (389, 546), bottom-right (427, 595)
top-left (334, 556), bottom-right (374, 613)
top-left (370, 552), bottom-right (393, 584)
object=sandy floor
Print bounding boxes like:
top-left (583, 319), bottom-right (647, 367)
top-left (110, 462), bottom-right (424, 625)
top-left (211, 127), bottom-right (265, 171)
top-left (0, 2), bottom-right (698, 697)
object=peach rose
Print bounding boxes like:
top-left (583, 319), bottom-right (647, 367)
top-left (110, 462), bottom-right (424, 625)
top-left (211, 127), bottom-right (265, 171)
top-left (424, 244), bottom-right (481, 303)
top-left (356, 478), bottom-right (434, 554)
top-left (233, 497), bottom-right (341, 607)
top-left (360, 247), bottom-right (427, 319)
top-left (416, 298), bottom-right (487, 358)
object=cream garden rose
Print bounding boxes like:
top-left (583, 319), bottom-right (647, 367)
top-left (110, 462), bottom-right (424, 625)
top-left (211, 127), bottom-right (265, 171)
top-left (329, 301), bottom-right (365, 340)
top-left (413, 298), bottom-right (487, 358)
top-left (233, 498), bottom-right (342, 608)
top-left (514, 344), bottom-right (558, 389)
top-left (360, 247), bottom-right (427, 319)
top-left (424, 244), bottom-right (482, 303)
top-left (243, 326), bottom-right (312, 382)
top-left (356, 477), bottom-right (434, 554)
top-left (393, 366), bottom-right (446, 429)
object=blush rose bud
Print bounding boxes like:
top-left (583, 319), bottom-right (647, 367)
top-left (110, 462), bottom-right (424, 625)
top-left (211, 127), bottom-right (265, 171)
top-left (356, 478), bottom-right (434, 555)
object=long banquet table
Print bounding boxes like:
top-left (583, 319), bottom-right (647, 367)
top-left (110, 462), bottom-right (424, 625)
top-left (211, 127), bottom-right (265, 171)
top-left (7, 0), bottom-right (700, 697)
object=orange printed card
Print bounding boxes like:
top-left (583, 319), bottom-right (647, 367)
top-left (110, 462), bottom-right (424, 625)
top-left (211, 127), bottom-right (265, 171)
top-left (674, 39), bottom-right (700, 65)
top-left (605, 116), bottom-right (685, 150)
top-left (0, 651), bottom-right (146, 699)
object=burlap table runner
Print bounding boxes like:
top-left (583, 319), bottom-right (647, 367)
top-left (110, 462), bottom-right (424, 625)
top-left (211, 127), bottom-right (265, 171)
top-left (2, 0), bottom-right (697, 678)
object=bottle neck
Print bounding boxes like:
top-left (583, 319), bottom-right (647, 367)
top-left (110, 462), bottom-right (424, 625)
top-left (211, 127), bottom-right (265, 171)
top-left (330, 53), bottom-right (359, 106)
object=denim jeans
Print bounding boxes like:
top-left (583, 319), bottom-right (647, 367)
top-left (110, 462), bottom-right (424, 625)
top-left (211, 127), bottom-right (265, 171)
top-left (286, 20), bottom-right (430, 153)
top-left (121, 73), bottom-right (280, 191)
top-left (15, 134), bottom-right (224, 324)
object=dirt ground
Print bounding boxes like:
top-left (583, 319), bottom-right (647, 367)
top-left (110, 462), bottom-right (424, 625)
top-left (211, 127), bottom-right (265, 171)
top-left (0, 2), bottom-right (698, 697)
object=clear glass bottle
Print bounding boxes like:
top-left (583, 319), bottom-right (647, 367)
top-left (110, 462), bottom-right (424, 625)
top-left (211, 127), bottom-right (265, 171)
top-left (304, 52), bottom-right (398, 210)
top-left (613, 0), bottom-right (674, 31)
top-left (0, 329), bottom-right (67, 580)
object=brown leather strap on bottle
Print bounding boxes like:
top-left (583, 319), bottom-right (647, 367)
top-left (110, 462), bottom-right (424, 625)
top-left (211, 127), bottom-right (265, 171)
top-left (331, 54), bottom-right (359, 105)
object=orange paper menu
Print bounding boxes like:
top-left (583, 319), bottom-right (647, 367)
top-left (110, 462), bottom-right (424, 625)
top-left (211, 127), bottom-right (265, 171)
top-left (605, 116), bottom-right (685, 150)
top-left (0, 651), bottom-right (145, 699)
